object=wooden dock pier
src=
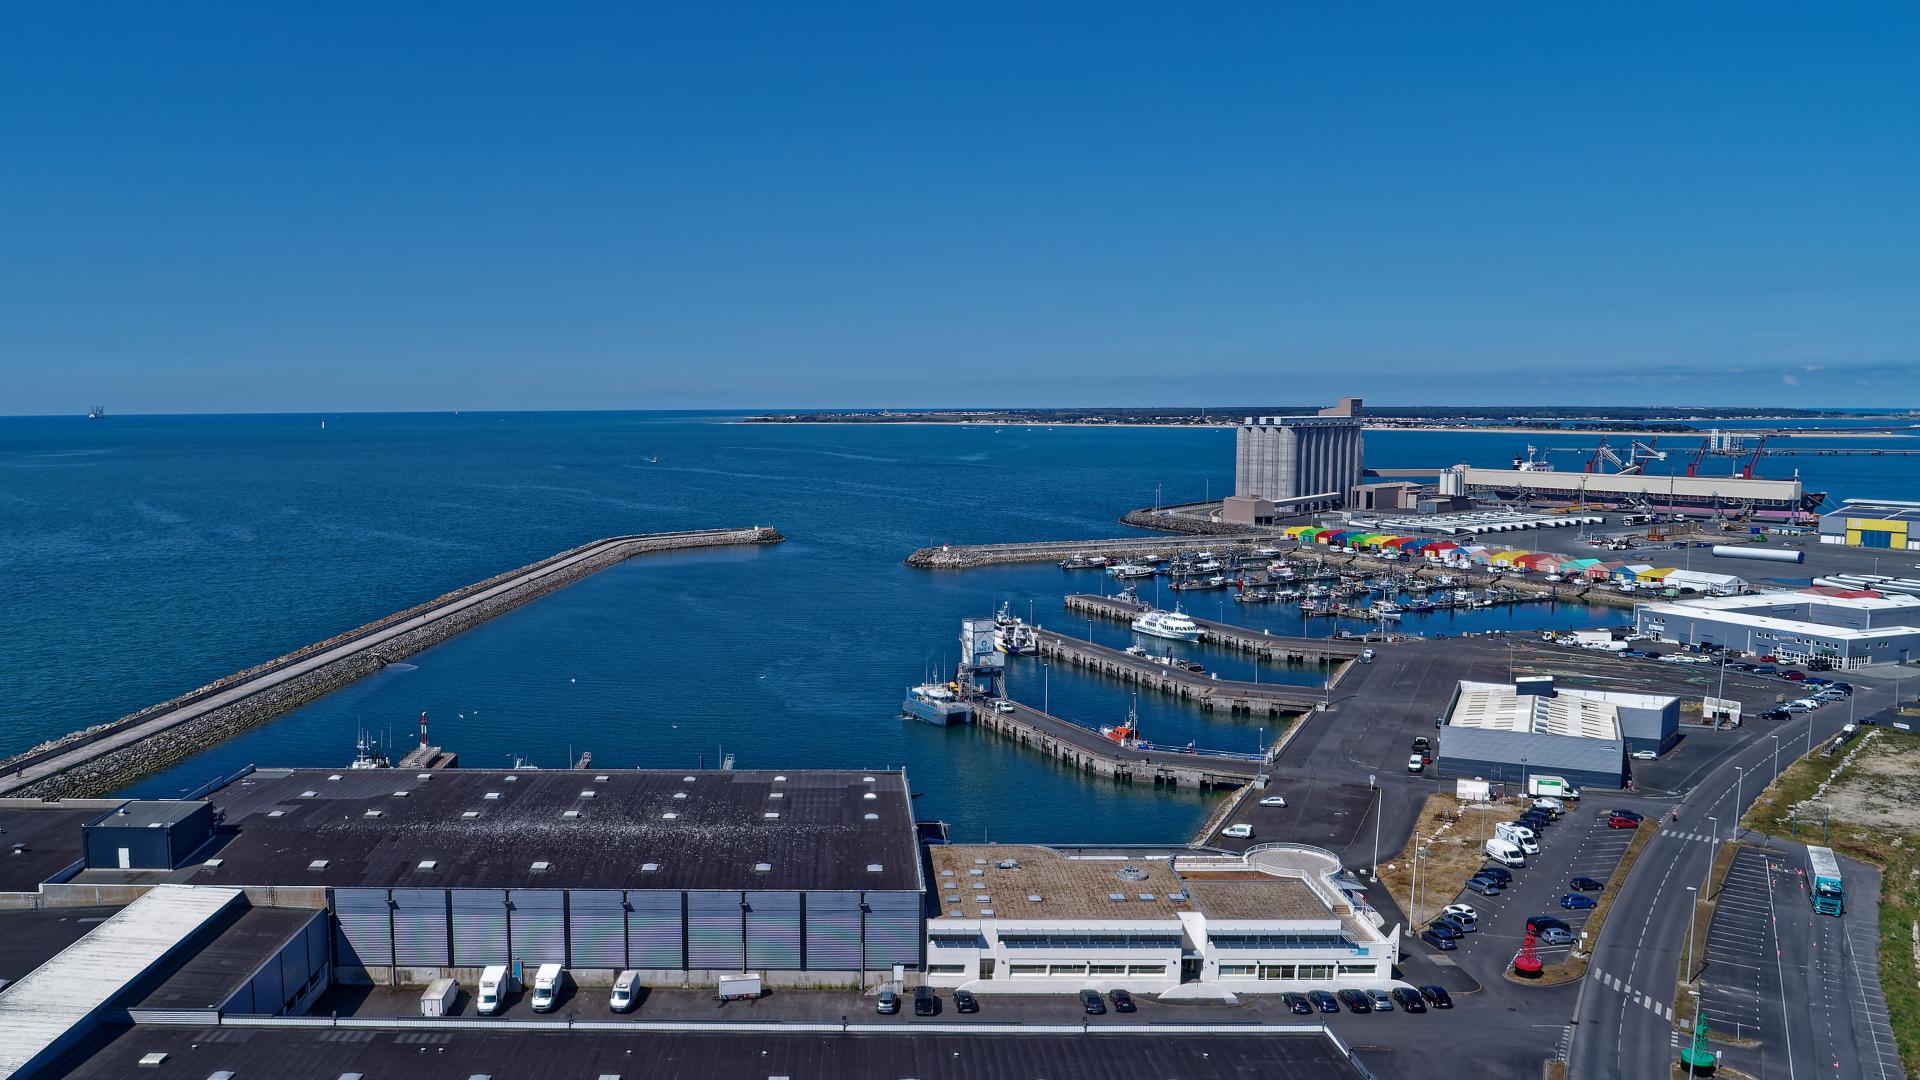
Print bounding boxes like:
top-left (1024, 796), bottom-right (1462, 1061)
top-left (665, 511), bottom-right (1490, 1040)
top-left (1062, 594), bottom-right (1368, 663)
top-left (1032, 629), bottom-right (1322, 714)
top-left (969, 698), bottom-right (1265, 788)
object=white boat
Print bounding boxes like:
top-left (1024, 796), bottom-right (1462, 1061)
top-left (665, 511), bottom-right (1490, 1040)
top-left (1131, 606), bottom-right (1203, 642)
top-left (903, 682), bottom-right (973, 726)
top-left (1112, 563), bottom-right (1158, 580)
top-left (996, 621), bottom-right (1037, 655)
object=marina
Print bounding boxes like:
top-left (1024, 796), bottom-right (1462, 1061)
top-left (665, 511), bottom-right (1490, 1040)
top-left (1064, 594), bottom-right (1369, 663)
top-left (969, 695), bottom-right (1269, 788)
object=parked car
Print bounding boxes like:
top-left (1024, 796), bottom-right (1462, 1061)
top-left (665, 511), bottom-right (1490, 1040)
top-left (1465, 878), bottom-right (1504, 898)
top-left (1782, 671), bottom-right (1807, 681)
top-left (1560, 893), bottom-right (1598, 910)
top-left (1424, 922), bottom-right (1461, 940)
top-left (1407, 753), bottom-right (1426, 773)
top-left (1366, 989), bottom-right (1395, 1011)
top-left (1421, 929), bottom-right (1457, 950)
top-left (1476, 866), bottom-right (1513, 884)
top-left (1221, 823), bottom-right (1254, 839)
top-left (1108, 989), bottom-right (1135, 1013)
top-left (1336, 989), bottom-right (1372, 1013)
top-left (1443, 903), bottom-right (1479, 921)
top-left (1412, 736), bottom-right (1432, 753)
top-left (954, 989), bottom-right (978, 1014)
top-left (1079, 989), bottom-right (1106, 1015)
top-left (914, 986), bottom-right (938, 1016)
top-left (1392, 987), bottom-right (1428, 1013)
top-left (1418, 984), bottom-right (1454, 1009)
top-left (876, 990), bottom-right (900, 1014)
top-left (1309, 989), bottom-right (1341, 1013)
top-left (1609, 809), bottom-right (1644, 821)
top-left (1259, 795), bottom-right (1288, 808)
top-left (1526, 915), bottom-right (1571, 935)
top-left (1434, 914), bottom-right (1475, 935)
top-left (1282, 992), bottom-right (1313, 1015)
top-left (1570, 877), bottom-right (1605, 892)
top-left (1632, 750), bottom-right (1658, 760)
top-left (1608, 814), bottom-right (1640, 829)
top-left (1539, 927), bottom-right (1576, 946)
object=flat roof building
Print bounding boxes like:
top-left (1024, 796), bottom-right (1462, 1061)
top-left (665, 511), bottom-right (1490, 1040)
top-left (922, 843), bottom-right (1397, 995)
top-left (1819, 499), bottom-right (1920, 550)
top-left (65, 768), bottom-right (926, 988)
top-left (1437, 677), bottom-right (1676, 790)
top-left (1635, 589), bottom-right (1920, 669)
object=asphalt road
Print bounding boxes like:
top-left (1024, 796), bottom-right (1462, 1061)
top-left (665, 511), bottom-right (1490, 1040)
top-left (1565, 675), bottom-right (1902, 1079)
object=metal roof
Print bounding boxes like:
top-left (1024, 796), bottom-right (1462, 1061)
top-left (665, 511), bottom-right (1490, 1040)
top-left (83, 801), bottom-right (204, 830)
top-left (140, 768), bottom-right (922, 894)
top-left (0, 884), bottom-right (242, 1079)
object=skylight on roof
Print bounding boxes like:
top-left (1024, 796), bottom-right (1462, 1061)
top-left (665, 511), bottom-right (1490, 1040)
top-left (417, 860), bottom-right (437, 871)
top-left (562, 810), bottom-right (581, 819)
top-left (308, 859), bottom-right (329, 870)
top-left (462, 810), bottom-right (479, 818)
top-left (530, 860), bottom-right (550, 872)
top-left (754, 862), bottom-right (772, 872)
top-left (867, 864), bottom-right (884, 872)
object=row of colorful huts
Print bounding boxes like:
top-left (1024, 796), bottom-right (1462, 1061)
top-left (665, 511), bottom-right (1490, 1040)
top-left (1279, 526), bottom-right (1747, 593)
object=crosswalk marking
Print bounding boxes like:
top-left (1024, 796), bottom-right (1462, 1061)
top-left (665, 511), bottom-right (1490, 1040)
top-left (1591, 967), bottom-right (1676, 1022)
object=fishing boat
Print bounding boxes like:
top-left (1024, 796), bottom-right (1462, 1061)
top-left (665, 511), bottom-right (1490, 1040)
top-left (996, 620), bottom-right (1038, 655)
top-left (1235, 588), bottom-right (1274, 603)
top-left (348, 733), bottom-right (390, 770)
top-left (1369, 601), bottom-right (1403, 619)
top-left (1131, 606), bottom-right (1203, 642)
top-left (1114, 585), bottom-right (1141, 605)
top-left (1060, 554), bottom-right (1109, 570)
top-left (903, 682), bottom-right (973, 726)
top-left (1112, 563), bottom-right (1158, 580)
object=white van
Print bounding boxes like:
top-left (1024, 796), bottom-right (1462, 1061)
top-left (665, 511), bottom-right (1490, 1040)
top-left (1221, 823), bottom-right (1254, 840)
top-left (476, 965), bottom-right (510, 1015)
top-left (1484, 838), bottom-right (1526, 867)
top-left (610, 970), bottom-right (640, 1013)
top-left (530, 963), bottom-right (564, 1012)
top-left (1494, 823), bottom-right (1539, 855)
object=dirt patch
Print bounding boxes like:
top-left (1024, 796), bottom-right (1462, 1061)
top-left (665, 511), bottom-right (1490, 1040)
top-left (1377, 793), bottom-right (1523, 928)
top-left (1818, 741), bottom-right (1920, 832)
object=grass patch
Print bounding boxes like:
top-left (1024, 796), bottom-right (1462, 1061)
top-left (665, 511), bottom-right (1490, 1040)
top-left (1742, 728), bottom-right (1920, 1074)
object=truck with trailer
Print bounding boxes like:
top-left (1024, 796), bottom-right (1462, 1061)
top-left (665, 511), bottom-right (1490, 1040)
top-left (1807, 846), bottom-right (1845, 916)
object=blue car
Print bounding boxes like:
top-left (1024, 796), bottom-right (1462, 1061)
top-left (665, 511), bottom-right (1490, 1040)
top-left (1560, 892), bottom-right (1598, 910)
top-left (1421, 928), bottom-right (1458, 951)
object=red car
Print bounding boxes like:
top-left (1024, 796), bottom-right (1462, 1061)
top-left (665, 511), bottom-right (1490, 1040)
top-left (1608, 815), bottom-right (1640, 829)
top-left (1782, 671), bottom-right (1806, 681)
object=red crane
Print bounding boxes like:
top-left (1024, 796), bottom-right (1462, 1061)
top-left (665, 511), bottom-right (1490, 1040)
top-left (1740, 435), bottom-right (1768, 480)
top-left (1584, 436), bottom-right (1607, 474)
top-left (1685, 439), bottom-right (1709, 478)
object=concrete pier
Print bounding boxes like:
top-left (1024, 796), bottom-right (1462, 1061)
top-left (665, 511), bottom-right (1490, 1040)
top-left (1063, 595), bottom-right (1368, 663)
top-left (905, 533), bottom-right (1275, 569)
top-left (969, 699), bottom-right (1264, 788)
top-left (1031, 629), bottom-right (1323, 714)
top-left (0, 527), bottom-right (784, 799)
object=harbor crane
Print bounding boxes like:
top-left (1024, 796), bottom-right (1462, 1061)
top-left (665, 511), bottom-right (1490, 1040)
top-left (1685, 438), bottom-right (1710, 478)
top-left (1577, 436), bottom-right (1667, 475)
top-left (1739, 435), bottom-right (1768, 479)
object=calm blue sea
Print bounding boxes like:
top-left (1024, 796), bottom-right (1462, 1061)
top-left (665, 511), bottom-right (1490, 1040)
top-left (2, 413), bottom-right (1913, 842)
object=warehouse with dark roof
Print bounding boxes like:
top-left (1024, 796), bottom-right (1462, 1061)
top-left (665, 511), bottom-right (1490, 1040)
top-left (66, 767), bottom-right (925, 988)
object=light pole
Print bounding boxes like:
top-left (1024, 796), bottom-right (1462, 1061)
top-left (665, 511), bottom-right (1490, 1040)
top-left (1733, 767), bottom-right (1744, 840)
top-left (1686, 884), bottom-right (1703, 1048)
top-left (1369, 773), bottom-right (1380, 880)
top-left (1043, 664), bottom-right (1050, 716)
top-left (1707, 817), bottom-right (1720, 898)
top-left (1770, 734), bottom-right (1781, 782)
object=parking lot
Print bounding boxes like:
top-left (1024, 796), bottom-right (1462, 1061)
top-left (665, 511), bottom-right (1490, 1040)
top-left (1423, 798), bottom-right (1648, 978)
top-left (1697, 844), bottom-right (1907, 1079)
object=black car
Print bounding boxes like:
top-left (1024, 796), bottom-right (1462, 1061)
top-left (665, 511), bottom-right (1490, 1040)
top-left (1477, 865), bottom-right (1513, 883)
top-left (954, 989), bottom-right (978, 1014)
top-left (1421, 928), bottom-right (1458, 951)
top-left (1108, 989), bottom-right (1135, 1013)
top-left (1570, 876), bottom-right (1605, 892)
top-left (1519, 810), bottom-right (1552, 826)
top-left (1336, 988), bottom-right (1373, 1013)
top-left (1418, 984), bottom-right (1454, 1009)
top-left (1308, 989), bottom-right (1340, 1013)
top-left (1433, 915), bottom-right (1473, 935)
top-left (1425, 921), bottom-right (1461, 939)
top-left (1526, 914), bottom-right (1571, 935)
top-left (913, 986), bottom-right (938, 1016)
top-left (1391, 987), bottom-right (1428, 1013)
top-left (1282, 992), bottom-right (1313, 1015)
top-left (1609, 808), bottom-right (1644, 822)
top-left (1080, 989), bottom-right (1106, 1015)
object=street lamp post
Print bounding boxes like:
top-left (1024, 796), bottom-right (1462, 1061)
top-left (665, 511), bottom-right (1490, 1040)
top-left (1733, 767), bottom-right (1744, 841)
top-left (1369, 774), bottom-right (1380, 880)
top-left (1685, 883), bottom-right (1704, 1069)
top-left (1770, 734), bottom-right (1781, 781)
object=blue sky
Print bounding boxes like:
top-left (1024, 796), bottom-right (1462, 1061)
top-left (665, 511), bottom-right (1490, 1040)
top-left (2, 4), bottom-right (1915, 413)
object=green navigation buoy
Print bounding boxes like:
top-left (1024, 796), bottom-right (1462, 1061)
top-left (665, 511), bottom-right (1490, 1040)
top-left (1679, 1018), bottom-right (1717, 1074)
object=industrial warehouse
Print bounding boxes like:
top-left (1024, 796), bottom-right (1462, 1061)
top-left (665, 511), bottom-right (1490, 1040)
top-left (1435, 677), bottom-right (1678, 791)
top-left (1634, 589), bottom-right (1920, 669)
top-left (1819, 498), bottom-right (1920, 550)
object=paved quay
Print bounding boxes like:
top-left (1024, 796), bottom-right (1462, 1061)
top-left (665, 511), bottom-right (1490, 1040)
top-left (1032, 627), bottom-right (1325, 713)
top-left (0, 527), bottom-right (783, 799)
top-left (1064, 593), bottom-right (1368, 661)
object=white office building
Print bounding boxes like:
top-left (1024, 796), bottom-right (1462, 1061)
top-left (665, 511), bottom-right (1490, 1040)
top-left (1635, 590), bottom-right (1920, 669)
top-left (922, 843), bottom-right (1399, 995)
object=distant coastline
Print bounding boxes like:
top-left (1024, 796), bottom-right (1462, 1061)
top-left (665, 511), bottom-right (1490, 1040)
top-left (739, 411), bottom-right (1915, 438)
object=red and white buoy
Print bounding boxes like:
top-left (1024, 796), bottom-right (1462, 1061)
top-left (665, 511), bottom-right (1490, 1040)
top-left (418, 711), bottom-right (429, 748)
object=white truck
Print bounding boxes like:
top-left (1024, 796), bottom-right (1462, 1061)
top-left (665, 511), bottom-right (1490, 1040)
top-left (1527, 775), bottom-right (1580, 800)
top-left (717, 974), bottom-right (764, 1001)
top-left (610, 969), bottom-right (640, 1013)
top-left (476, 965), bottom-right (512, 1015)
top-left (419, 977), bottom-right (457, 1017)
top-left (530, 963), bottom-right (564, 1012)
top-left (1484, 837), bottom-right (1526, 867)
